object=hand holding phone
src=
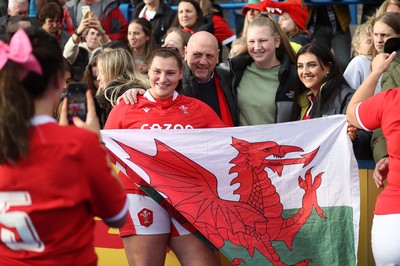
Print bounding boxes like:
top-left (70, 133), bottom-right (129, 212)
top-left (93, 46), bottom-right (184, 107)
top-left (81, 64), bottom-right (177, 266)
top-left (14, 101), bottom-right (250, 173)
top-left (67, 82), bottom-right (87, 125)
top-left (81, 5), bottom-right (91, 19)
top-left (59, 89), bottom-right (100, 135)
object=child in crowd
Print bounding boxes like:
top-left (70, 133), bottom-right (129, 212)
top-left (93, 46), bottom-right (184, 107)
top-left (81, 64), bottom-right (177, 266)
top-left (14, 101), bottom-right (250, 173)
top-left (229, 37), bottom-right (247, 58)
top-left (351, 20), bottom-right (374, 57)
top-left (344, 20), bottom-right (374, 92)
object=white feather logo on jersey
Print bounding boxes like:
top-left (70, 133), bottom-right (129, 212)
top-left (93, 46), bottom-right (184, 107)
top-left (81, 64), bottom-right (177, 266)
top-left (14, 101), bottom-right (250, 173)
top-left (179, 105), bottom-right (189, 114)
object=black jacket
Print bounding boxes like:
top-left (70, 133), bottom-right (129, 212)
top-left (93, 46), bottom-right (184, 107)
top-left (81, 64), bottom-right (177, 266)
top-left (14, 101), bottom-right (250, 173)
top-left (181, 62), bottom-right (238, 126)
top-left (133, 2), bottom-right (176, 45)
top-left (229, 53), bottom-right (301, 124)
top-left (291, 31), bottom-right (311, 46)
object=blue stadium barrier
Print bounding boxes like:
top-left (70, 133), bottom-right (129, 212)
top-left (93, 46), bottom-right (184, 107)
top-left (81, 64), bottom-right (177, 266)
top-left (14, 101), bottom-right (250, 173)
top-left (28, 1), bottom-right (381, 27)
top-left (29, 0), bottom-right (37, 18)
top-left (118, 1), bottom-right (381, 29)
top-left (358, 160), bottom-right (375, 170)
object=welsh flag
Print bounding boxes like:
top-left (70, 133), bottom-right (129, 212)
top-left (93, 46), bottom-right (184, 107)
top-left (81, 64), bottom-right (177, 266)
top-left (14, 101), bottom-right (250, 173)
top-left (101, 115), bottom-right (360, 266)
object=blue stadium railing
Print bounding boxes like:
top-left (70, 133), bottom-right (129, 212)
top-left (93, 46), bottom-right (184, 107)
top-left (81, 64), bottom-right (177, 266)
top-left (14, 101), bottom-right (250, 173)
top-left (118, 0), bottom-right (382, 28)
top-left (29, 0), bottom-right (382, 28)
top-left (118, 2), bottom-right (361, 28)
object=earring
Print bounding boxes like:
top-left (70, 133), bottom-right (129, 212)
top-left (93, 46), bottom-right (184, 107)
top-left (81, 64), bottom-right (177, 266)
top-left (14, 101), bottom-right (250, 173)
top-left (325, 72), bottom-right (330, 77)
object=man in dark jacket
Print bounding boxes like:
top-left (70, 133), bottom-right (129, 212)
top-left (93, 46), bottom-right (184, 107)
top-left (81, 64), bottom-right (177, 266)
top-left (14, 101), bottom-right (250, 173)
top-left (182, 31), bottom-right (237, 126)
top-left (132, 0), bottom-right (175, 46)
top-left (119, 31), bottom-right (237, 126)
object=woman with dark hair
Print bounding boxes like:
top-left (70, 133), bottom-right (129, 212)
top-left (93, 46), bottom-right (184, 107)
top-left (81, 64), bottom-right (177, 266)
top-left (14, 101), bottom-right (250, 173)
top-left (296, 42), bottom-right (353, 119)
top-left (127, 18), bottom-right (157, 74)
top-left (0, 27), bottom-right (127, 265)
top-left (61, 57), bottom-right (73, 98)
top-left (82, 54), bottom-right (100, 96)
top-left (296, 42), bottom-right (372, 159)
top-left (172, 0), bottom-right (213, 35)
top-left (36, 0), bottom-right (65, 17)
top-left (36, 2), bottom-right (69, 46)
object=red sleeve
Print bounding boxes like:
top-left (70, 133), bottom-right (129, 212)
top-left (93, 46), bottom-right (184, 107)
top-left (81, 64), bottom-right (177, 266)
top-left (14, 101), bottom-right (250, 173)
top-left (82, 132), bottom-right (127, 221)
top-left (104, 102), bottom-right (129, 129)
top-left (356, 89), bottom-right (389, 131)
top-left (62, 9), bottom-right (75, 35)
top-left (211, 15), bottom-right (236, 46)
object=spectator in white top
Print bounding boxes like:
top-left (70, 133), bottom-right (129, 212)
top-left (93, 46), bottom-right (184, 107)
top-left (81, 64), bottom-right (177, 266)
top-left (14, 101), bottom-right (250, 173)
top-left (63, 11), bottom-right (109, 81)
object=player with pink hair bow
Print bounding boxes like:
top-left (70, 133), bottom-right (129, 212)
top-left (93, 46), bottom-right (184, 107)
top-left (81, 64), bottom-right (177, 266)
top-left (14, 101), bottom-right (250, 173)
top-left (0, 26), bottom-right (128, 266)
top-left (0, 29), bottom-right (42, 79)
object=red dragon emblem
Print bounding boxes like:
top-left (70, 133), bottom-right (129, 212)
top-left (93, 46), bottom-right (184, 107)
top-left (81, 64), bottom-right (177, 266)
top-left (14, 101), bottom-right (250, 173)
top-left (112, 137), bottom-right (326, 265)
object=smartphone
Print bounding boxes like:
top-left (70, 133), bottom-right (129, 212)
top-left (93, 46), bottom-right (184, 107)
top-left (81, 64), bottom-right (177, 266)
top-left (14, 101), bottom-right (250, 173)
top-left (67, 82), bottom-right (87, 125)
top-left (81, 5), bottom-right (91, 18)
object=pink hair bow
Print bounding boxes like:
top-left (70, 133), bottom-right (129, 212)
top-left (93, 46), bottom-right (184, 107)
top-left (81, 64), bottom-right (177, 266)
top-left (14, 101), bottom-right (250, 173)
top-left (0, 29), bottom-right (42, 80)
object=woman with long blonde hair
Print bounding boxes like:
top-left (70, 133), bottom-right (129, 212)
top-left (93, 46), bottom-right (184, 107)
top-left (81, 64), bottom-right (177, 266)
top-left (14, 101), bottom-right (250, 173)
top-left (96, 48), bottom-right (150, 127)
top-left (229, 14), bottom-right (300, 126)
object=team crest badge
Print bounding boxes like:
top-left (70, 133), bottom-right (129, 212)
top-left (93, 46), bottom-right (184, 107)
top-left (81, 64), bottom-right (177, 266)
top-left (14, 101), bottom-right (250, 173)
top-left (179, 105), bottom-right (189, 114)
top-left (137, 208), bottom-right (153, 227)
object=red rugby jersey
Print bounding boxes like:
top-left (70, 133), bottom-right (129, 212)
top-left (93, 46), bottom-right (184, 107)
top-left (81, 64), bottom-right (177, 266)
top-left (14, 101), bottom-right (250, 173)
top-left (356, 89), bottom-right (400, 215)
top-left (0, 116), bottom-right (127, 266)
top-left (104, 91), bottom-right (226, 194)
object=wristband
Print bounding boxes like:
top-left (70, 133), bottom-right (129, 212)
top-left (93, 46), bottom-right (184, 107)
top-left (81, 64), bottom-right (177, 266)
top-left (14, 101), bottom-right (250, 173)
top-left (74, 29), bottom-right (82, 37)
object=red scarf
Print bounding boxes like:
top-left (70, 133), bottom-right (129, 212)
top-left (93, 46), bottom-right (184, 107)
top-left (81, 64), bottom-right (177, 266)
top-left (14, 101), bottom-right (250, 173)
top-left (214, 74), bottom-right (233, 126)
top-left (182, 28), bottom-right (195, 35)
top-left (303, 93), bottom-right (315, 120)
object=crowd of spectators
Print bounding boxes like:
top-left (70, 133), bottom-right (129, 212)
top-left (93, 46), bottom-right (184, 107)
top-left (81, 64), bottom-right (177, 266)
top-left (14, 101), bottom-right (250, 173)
top-left (2, 0), bottom-right (400, 265)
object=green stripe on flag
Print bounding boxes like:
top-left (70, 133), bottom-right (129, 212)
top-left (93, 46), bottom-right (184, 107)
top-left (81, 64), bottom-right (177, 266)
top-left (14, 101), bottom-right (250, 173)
top-left (221, 207), bottom-right (355, 265)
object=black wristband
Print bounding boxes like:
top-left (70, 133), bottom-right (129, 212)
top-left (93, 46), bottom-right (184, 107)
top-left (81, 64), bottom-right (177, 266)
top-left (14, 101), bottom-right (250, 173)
top-left (74, 29), bottom-right (82, 37)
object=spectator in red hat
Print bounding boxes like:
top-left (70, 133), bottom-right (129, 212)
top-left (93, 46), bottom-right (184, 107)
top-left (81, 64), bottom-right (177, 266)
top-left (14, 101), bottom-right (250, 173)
top-left (232, 0), bottom-right (264, 56)
top-left (260, 0), bottom-right (310, 50)
top-left (241, 0), bottom-right (263, 37)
